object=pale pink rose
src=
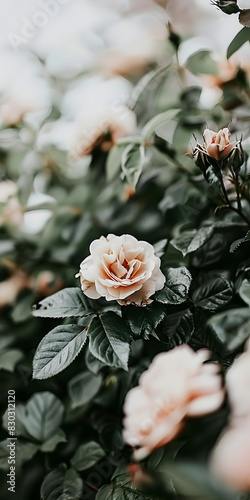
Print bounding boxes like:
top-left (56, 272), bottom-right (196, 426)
top-left (0, 264), bottom-right (31, 308)
top-left (72, 107), bottom-right (136, 157)
top-left (123, 345), bottom-right (224, 460)
top-left (0, 181), bottom-right (23, 226)
top-left (226, 339), bottom-right (250, 418)
top-left (76, 234), bottom-right (165, 306)
top-left (210, 419), bottom-right (250, 491)
top-left (203, 128), bottom-right (236, 161)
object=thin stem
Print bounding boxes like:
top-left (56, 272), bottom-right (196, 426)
top-left (217, 165), bottom-right (250, 227)
top-left (235, 172), bottom-right (242, 213)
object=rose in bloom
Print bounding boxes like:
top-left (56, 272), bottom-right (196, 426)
top-left (77, 234), bottom-right (165, 306)
top-left (123, 345), bottom-right (224, 460)
top-left (203, 128), bottom-right (236, 161)
top-left (73, 107), bottom-right (136, 157)
top-left (210, 340), bottom-right (250, 491)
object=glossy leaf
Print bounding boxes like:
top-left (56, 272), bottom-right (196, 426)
top-left (33, 287), bottom-right (92, 318)
top-left (192, 277), bottom-right (233, 311)
top-left (70, 441), bottom-right (105, 471)
top-left (68, 371), bottom-right (103, 409)
top-left (171, 227), bottom-right (214, 257)
top-left (33, 324), bottom-right (88, 379)
top-left (154, 266), bottom-right (192, 304)
top-left (40, 465), bottom-right (83, 500)
top-left (88, 312), bottom-right (131, 370)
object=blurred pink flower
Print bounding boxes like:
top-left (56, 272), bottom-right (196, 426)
top-left (226, 339), bottom-right (250, 418)
top-left (210, 420), bottom-right (250, 491)
top-left (123, 345), bottom-right (224, 460)
top-left (210, 340), bottom-right (250, 491)
top-left (77, 234), bottom-right (165, 306)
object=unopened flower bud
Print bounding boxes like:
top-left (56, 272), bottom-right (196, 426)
top-left (227, 141), bottom-right (244, 173)
top-left (212, 0), bottom-right (239, 15)
top-left (193, 145), bottom-right (211, 173)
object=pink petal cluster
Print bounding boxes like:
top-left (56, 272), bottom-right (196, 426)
top-left (123, 345), bottom-right (224, 460)
top-left (203, 128), bottom-right (236, 161)
top-left (210, 339), bottom-right (250, 491)
top-left (77, 234), bottom-right (165, 306)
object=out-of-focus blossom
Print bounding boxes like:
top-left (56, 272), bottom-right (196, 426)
top-left (123, 345), bottom-right (224, 460)
top-left (77, 233), bottom-right (165, 306)
top-left (0, 262), bottom-right (31, 308)
top-left (99, 10), bottom-right (167, 76)
top-left (0, 180), bottom-right (23, 226)
top-left (0, 180), bottom-right (17, 202)
top-left (210, 420), bottom-right (250, 491)
top-left (210, 340), bottom-right (250, 491)
top-left (0, 51), bottom-right (51, 127)
top-left (35, 271), bottom-right (64, 298)
top-left (225, 338), bottom-right (250, 418)
top-left (33, 0), bottom-right (118, 78)
top-left (37, 76), bottom-right (136, 156)
top-left (72, 106), bottom-right (136, 157)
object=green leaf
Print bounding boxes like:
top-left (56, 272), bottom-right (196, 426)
top-left (68, 371), bottom-right (102, 409)
top-left (0, 440), bottom-right (38, 470)
top-left (96, 485), bottom-right (114, 500)
top-left (239, 279), bottom-right (250, 306)
top-left (88, 312), bottom-right (131, 370)
top-left (186, 50), bottom-right (218, 74)
top-left (153, 238), bottom-right (168, 257)
top-left (142, 109), bottom-right (180, 141)
top-left (0, 349), bottom-right (23, 372)
top-left (40, 465), bottom-right (83, 500)
top-left (21, 392), bottom-right (64, 442)
top-left (85, 347), bottom-right (105, 375)
top-left (106, 145), bottom-right (123, 181)
top-left (207, 308), bottom-right (250, 352)
top-left (123, 302), bottom-right (165, 339)
top-left (192, 277), bottom-right (233, 311)
top-left (33, 287), bottom-right (92, 318)
top-left (227, 27), bottom-right (250, 59)
top-left (2, 405), bottom-right (31, 439)
top-left (11, 291), bottom-right (34, 323)
top-left (33, 324), bottom-right (88, 379)
top-left (70, 441), bottom-right (105, 471)
top-left (121, 144), bottom-right (145, 189)
top-left (159, 179), bottom-right (189, 213)
top-left (129, 63), bottom-right (170, 110)
top-left (154, 267), bottom-right (192, 304)
top-left (160, 310), bottom-right (194, 348)
top-left (171, 226), bottom-right (214, 257)
top-left (40, 429), bottom-right (67, 452)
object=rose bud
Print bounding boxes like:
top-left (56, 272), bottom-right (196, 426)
top-left (211, 0), bottom-right (239, 15)
top-left (192, 144), bottom-right (211, 174)
top-left (239, 9), bottom-right (250, 28)
top-left (226, 140), bottom-right (244, 173)
top-left (203, 128), bottom-right (236, 162)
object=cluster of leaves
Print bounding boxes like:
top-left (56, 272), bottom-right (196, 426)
top-left (1, 8), bottom-right (250, 500)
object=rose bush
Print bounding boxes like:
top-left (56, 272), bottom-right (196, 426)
top-left (1, 1), bottom-right (250, 499)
